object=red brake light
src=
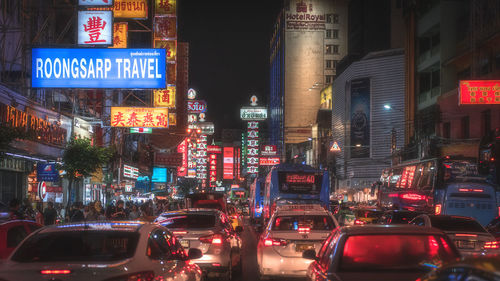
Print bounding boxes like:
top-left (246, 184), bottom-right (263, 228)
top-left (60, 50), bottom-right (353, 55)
top-left (484, 241), bottom-right (500, 249)
top-left (498, 206), bottom-right (500, 217)
top-left (354, 219), bottom-right (366, 225)
top-left (41, 270), bottom-right (71, 275)
top-left (263, 238), bottom-right (287, 247)
top-left (400, 193), bottom-right (426, 200)
top-left (458, 188), bottom-right (484, 192)
top-left (173, 231), bottom-right (187, 235)
top-left (200, 234), bottom-right (223, 245)
top-left (298, 227), bottom-right (310, 234)
top-left (212, 234), bottom-right (223, 245)
top-left (435, 204), bottom-right (442, 215)
top-left (455, 233), bottom-right (477, 237)
top-left (264, 238), bottom-right (273, 246)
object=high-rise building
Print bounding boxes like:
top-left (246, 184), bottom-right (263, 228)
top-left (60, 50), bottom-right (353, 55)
top-left (269, 0), bottom-right (348, 160)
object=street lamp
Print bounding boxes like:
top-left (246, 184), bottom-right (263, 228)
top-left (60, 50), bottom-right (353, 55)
top-left (383, 104), bottom-right (404, 113)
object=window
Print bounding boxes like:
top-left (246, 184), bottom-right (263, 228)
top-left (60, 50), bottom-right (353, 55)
top-left (333, 14), bottom-right (339, 23)
top-left (333, 60), bottom-right (338, 68)
top-left (333, 45), bottom-right (339, 54)
top-left (7, 225), bottom-right (27, 248)
top-left (333, 29), bottom-right (339, 39)
top-left (319, 232), bottom-right (339, 270)
top-left (326, 14), bottom-right (333, 23)
top-left (326, 75), bottom-right (334, 84)
top-left (326, 45), bottom-right (333, 54)
top-left (326, 60), bottom-right (333, 69)
top-left (461, 116), bottom-right (469, 139)
top-left (272, 216), bottom-right (335, 231)
top-left (326, 29), bottom-right (332, 38)
top-left (443, 122), bottom-right (451, 139)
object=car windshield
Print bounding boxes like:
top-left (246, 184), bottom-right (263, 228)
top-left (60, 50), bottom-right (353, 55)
top-left (159, 214), bottom-right (216, 229)
top-left (391, 212), bottom-right (423, 224)
top-left (355, 210), bottom-right (382, 218)
top-left (340, 234), bottom-right (457, 271)
top-left (11, 231), bottom-right (139, 263)
top-left (430, 217), bottom-right (486, 233)
top-left (272, 215), bottom-right (335, 231)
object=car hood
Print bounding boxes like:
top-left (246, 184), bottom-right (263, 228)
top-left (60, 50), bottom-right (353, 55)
top-left (336, 271), bottom-right (425, 281)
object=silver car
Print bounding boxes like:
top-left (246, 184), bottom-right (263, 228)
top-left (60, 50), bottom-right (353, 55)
top-left (410, 214), bottom-right (500, 256)
top-left (257, 204), bottom-right (339, 279)
top-left (156, 208), bottom-right (243, 280)
top-left (0, 221), bottom-right (203, 281)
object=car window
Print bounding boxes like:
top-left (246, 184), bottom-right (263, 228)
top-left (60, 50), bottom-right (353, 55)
top-left (7, 225), bottom-right (27, 248)
top-left (158, 214), bottom-right (216, 229)
top-left (411, 217), bottom-right (425, 226)
top-left (272, 215), bottom-right (335, 231)
top-left (430, 217), bottom-right (486, 233)
top-left (147, 229), bottom-right (173, 260)
top-left (317, 232), bottom-right (334, 260)
top-left (319, 231), bottom-right (339, 270)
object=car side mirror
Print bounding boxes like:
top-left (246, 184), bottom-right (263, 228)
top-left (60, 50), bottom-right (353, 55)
top-left (302, 249), bottom-right (318, 261)
top-left (187, 248), bottom-right (202, 260)
top-left (235, 226), bottom-right (243, 233)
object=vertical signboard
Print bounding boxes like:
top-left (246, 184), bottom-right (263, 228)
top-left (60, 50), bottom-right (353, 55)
top-left (155, 0), bottom-right (176, 15)
top-left (350, 78), bottom-right (370, 158)
top-left (153, 86), bottom-right (176, 108)
top-left (78, 11), bottom-right (113, 46)
top-left (196, 135), bottom-right (208, 181)
top-left (223, 147), bottom-right (234, 180)
top-left (154, 40), bottom-right (177, 62)
top-left (246, 121), bottom-right (259, 175)
top-left (187, 139), bottom-right (197, 178)
top-left (176, 139), bottom-right (187, 177)
top-left (110, 22), bottom-right (128, 48)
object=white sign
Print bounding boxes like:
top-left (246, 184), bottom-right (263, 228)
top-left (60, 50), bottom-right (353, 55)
top-left (240, 107), bottom-right (268, 121)
top-left (187, 88), bottom-right (197, 100)
top-left (125, 184), bottom-right (133, 193)
top-left (78, 11), bottom-right (113, 46)
top-left (123, 164), bottom-right (139, 179)
top-left (79, 0), bottom-right (113, 6)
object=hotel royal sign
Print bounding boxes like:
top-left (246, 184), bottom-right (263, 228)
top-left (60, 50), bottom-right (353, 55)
top-left (459, 80), bottom-right (500, 105)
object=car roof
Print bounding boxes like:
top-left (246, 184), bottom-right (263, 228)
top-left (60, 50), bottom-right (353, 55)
top-left (159, 208), bottom-right (222, 216)
top-left (36, 221), bottom-right (149, 233)
top-left (340, 224), bottom-right (446, 235)
top-left (423, 214), bottom-right (478, 221)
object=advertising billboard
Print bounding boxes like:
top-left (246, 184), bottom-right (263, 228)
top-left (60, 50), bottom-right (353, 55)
top-left (350, 78), bottom-right (370, 158)
top-left (110, 107), bottom-right (168, 128)
top-left (240, 107), bottom-right (268, 120)
top-left (459, 80), bottom-right (500, 105)
top-left (78, 11), bottom-right (113, 46)
top-left (153, 86), bottom-right (176, 108)
top-left (285, 0), bottom-right (326, 31)
top-left (110, 22), bottom-right (128, 48)
top-left (37, 164), bottom-right (60, 182)
top-left (152, 167), bottom-right (167, 182)
top-left (123, 164), bottom-right (139, 179)
top-left (87, 0), bottom-right (148, 19)
top-left (32, 48), bottom-right (166, 88)
top-left (223, 147), bottom-right (234, 180)
top-left (187, 100), bottom-right (207, 113)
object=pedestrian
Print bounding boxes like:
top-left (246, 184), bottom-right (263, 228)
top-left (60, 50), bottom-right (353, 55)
top-left (128, 204), bottom-right (140, 220)
top-left (43, 202), bottom-right (57, 225)
top-left (70, 202), bottom-right (85, 222)
top-left (83, 204), bottom-right (90, 219)
top-left (35, 204), bottom-right (44, 225)
top-left (86, 202), bottom-right (99, 221)
top-left (21, 199), bottom-right (35, 221)
top-left (111, 200), bottom-right (127, 220)
top-left (8, 198), bottom-right (24, 220)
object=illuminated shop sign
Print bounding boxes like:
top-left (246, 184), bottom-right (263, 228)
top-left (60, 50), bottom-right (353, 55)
top-left (177, 139), bottom-right (187, 177)
top-left (261, 145), bottom-right (277, 156)
top-left (110, 22), bottom-right (128, 48)
top-left (246, 121), bottom-right (259, 175)
top-left (240, 107), bottom-right (268, 121)
top-left (123, 164), bottom-right (139, 179)
top-left (110, 107), bottom-right (168, 128)
top-left (207, 145), bottom-right (222, 154)
top-left (78, 11), bottom-right (113, 46)
top-left (459, 80), bottom-right (500, 105)
top-left (154, 40), bottom-right (176, 61)
top-left (79, 0), bottom-right (114, 6)
top-left (196, 122), bottom-right (214, 135)
top-left (187, 100), bottom-right (207, 113)
top-left (223, 147), bottom-right (234, 180)
top-left (88, 0), bottom-right (148, 19)
top-left (259, 157), bottom-right (280, 166)
top-left (31, 48), bottom-right (166, 88)
top-left (155, 0), bottom-right (176, 15)
top-left (153, 86), bottom-right (176, 108)
top-left (130, 127), bottom-right (152, 134)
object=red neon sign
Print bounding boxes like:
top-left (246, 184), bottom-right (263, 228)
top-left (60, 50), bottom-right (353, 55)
top-left (223, 147), bottom-right (234, 180)
top-left (286, 174), bottom-right (315, 184)
top-left (459, 80), bottom-right (500, 105)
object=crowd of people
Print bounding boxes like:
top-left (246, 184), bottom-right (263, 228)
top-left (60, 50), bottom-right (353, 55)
top-left (6, 198), bottom-right (183, 226)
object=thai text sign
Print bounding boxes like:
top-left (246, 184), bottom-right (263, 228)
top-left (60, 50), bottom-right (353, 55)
top-left (87, 0), bottom-right (147, 19)
top-left (154, 86), bottom-right (176, 108)
top-left (110, 107), bottom-right (168, 128)
top-left (110, 22), bottom-right (128, 48)
top-left (32, 48), bottom-right (166, 88)
top-left (187, 100), bottom-right (207, 113)
top-left (459, 80), bottom-right (500, 105)
top-left (78, 11), bottom-right (113, 45)
top-left (261, 145), bottom-right (277, 156)
top-left (155, 0), bottom-right (176, 15)
top-left (240, 107), bottom-right (268, 120)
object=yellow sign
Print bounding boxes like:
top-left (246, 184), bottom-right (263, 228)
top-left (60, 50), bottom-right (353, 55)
top-left (154, 16), bottom-right (176, 38)
top-left (169, 112), bottom-right (177, 126)
top-left (154, 40), bottom-right (176, 61)
top-left (155, 0), bottom-right (176, 15)
top-left (110, 22), bottom-right (128, 48)
top-left (320, 84), bottom-right (332, 109)
top-left (89, 0), bottom-right (148, 19)
top-left (153, 86), bottom-right (176, 108)
top-left (110, 107), bottom-right (168, 128)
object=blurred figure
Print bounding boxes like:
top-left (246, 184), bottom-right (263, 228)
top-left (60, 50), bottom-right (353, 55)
top-left (35, 204), bottom-right (44, 225)
top-left (21, 199), bottom-right (35, 221)
top-left (86, 202), bottom-right (99, 221)
top-left (83, 204), bottom-right (90, 219)
top-left (128, 204), bottom-right (140, 220)
top-left (111, 200), bottom-right (127, 220)
top-left (94, 200), bottom-right (104, 215)
top-left (8, 199), bottom-right (24, 220)
top-left (43, 202), bottom-right (57, 225)
top-left (70, 202), bottom-right (84, 222)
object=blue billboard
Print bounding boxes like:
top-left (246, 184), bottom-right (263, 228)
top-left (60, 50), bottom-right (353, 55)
top-left (152, 167), bottom-right (168, 183)
top-left (32, 48), bottom-right (166, 89)
top-left (37, 163), bottom-right (60, 182)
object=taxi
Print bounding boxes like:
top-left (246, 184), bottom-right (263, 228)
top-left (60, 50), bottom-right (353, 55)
top-left (257, 204), bottom-right (339, 279)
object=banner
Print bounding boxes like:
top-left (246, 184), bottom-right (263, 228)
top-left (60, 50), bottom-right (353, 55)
top-left (350, 78), bottom-right (370, 158)
top-left (154, 40), bottom-right (176, 61)
top-left (177, 139), bottom-right (187, 177)
top-left (459, 80), bottom-right (500, 105)
top-left (153, 86), bottom-right (176, 108)
top-left (110, 107), bottom-right (168, 128)
top-left (155, 0), bottom-right (176, 15)
top-left (78, 11), bottom-right (113, 46)
top-left (32, 48), bottom-right (166, 88)
top-left (110, 22), bottom-right (128, 48)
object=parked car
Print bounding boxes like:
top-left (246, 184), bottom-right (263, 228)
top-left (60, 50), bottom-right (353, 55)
top-left (378, 210), bottom-right (425, 225)
top-left (257, 204), bottom-right (339, 279)
top-left (156, 209), bottom-right (243, 280)
top-left (410, 214), bottom-right (500, 256)
top-left (185, 192), bottom-right (227, 214)
top-left (303, 225), bottom-right (460, 281)
top-left (0, 220), bottom-right (42, 259)
top-left (0, 221), bottom-right (203, 281)
top-left (419, 255), bottom-right (500, 281)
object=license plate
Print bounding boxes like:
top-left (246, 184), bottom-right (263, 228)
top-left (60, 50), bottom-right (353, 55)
top-left (455, 240), bottom-right (475, 249)
top-left (296, 243), bottom-right (314, 252)
top-left (180, 240), bottom-right (189, 248)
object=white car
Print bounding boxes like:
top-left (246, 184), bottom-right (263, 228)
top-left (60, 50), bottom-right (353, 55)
top-left (410, 214), bottom-right (500, 256)
top-left (257, 204), bottom-right (339, 279)
top-left (0, 221), bottom-right (203, 281)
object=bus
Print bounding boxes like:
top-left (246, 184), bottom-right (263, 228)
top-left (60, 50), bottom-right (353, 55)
top-left (378, 157), bottom-right (499, 226)
top-left (249, 177), bottom-right (265, 224)
top-left (262, 163), bottom-right (330, 224)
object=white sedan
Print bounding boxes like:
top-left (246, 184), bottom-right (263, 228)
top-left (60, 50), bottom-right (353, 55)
top-left (0, 221), bottom-right (203, 281)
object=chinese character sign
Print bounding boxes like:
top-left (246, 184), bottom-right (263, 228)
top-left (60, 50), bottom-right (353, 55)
top-left (155, 0), bottom-right (176, 15)
top-left (247, 121), bottom-right (259, 175)
top-left (177, 139), bottom-right (187, 177)
top-left (78, 11), bottom-right (113, 45)
top-left (223, 147), bottom-right (234, 180)
top-left (154, 40), bottom-right (177, 61)
top-left (154, 86), bottom-right (176, 108)
top-left (196, 135), bottom-right (208, 180)
top-left (459, 80), bottom-right (500, 105)
top-left (209, 153), bottom-right (217, 187)
top-left (110, 22), bottom-right (128, 48)
top-left (79, 0), bottom-right (114, 6)
top-left (154, 16), bottom-right (177, 39)
top-left (113, 0), bottom-right (147, 19)
top-left (110, 107), bottom-right (168, 128)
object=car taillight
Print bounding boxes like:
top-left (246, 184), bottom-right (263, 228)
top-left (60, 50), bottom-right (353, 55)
top-left (173, 231), bottom-right (188, 235)
top-left (298, 227), bottom-right (310, 234)
top-left (484, 241), bottom-right (500, 249)
top-left (263, 238), bottom-right (287, 247)
top-left (435, 204), bottom-right (442, 215)
top-left (104, 271), bottom-right (155, 281)
top-left (40, 270), bottom-right (71, 275)
top-left (400, 193), bottom-right (426, 201)
top-left (199, 234), bottom-right (223, 245)
top-left (498, 206), bottom-right (500, 217)
top-left (354, 219), bottom-right (366, 225)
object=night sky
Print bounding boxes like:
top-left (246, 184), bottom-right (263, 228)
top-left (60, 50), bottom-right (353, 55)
top-left (178, 0), bottom-right (283, 133)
